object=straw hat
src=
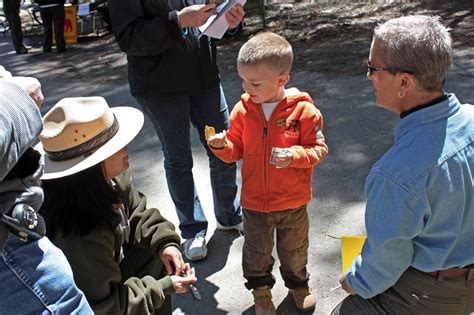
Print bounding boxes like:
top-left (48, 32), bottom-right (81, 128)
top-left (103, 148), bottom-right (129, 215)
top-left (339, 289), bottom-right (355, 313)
top-left (34, 97), bottom-right (144, 180)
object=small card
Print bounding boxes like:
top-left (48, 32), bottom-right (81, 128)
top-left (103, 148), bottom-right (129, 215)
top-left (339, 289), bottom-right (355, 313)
top-left (270, 147), bottom-right (290, 165)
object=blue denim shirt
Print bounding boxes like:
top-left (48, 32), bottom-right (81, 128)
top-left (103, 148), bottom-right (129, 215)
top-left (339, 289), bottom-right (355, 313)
top-left (346, 94), bottom-right (474, 298)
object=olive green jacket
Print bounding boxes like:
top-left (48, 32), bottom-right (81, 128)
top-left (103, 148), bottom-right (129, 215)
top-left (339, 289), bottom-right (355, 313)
top-left (51, 171), bottom-right (181, 315)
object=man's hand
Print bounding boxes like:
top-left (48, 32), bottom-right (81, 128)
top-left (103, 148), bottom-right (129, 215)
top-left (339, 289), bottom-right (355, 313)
top-left (0, 65), bottom-right (13, 78)
top-left (339, 275), bottom-right (358, 295)
top-left (207, 130), bottom-right (227, 149)
top-left (170, 266), bottom-right (197, 294)
top-left (179, 4), bottom-right (216, 28)
top-left (159, 246), bottom-right (186, 276)
top-left (225, 4), bottom-right (244, 29)
top-left (8, 76), bottom-right (44, 108)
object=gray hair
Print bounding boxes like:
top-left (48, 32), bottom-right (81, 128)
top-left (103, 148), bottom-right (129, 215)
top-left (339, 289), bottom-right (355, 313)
top-left (237, 32), bottom-right (293, 74)
top-left (373, 15), bottom-right (453, 92)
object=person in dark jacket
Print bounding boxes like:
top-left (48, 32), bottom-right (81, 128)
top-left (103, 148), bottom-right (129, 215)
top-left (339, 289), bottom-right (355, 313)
top-left (35, 0), bottom-right (66, 52)
top-left (3, 0), bottom-right (28, 53)
top-left (108, 0), bottom-right (245, 261)
top-left (36, 96), bottom-right (197, 315)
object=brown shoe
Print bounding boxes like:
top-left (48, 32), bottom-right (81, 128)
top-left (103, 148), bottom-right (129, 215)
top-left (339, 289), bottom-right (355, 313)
top-left (252, 286), bottom-right (276, 315)
top-left (289, 287), bottom-right (315, 312)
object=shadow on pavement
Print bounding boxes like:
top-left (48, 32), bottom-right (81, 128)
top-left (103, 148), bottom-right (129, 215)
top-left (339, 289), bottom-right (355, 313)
top-left (173, 230), bottom-right (242, 314)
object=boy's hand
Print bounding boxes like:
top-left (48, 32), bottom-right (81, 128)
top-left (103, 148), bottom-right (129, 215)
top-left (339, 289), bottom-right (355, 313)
top-left (275, 150), bottom-right (293, 168)
top-left (207, 130), bottom-right (227, 149)
top-left (170, 266), bottom-right (197, 294)
top-left (224, 4), bottom-right (244, 29)
top-left (179, 4), bottom-right (216, 27)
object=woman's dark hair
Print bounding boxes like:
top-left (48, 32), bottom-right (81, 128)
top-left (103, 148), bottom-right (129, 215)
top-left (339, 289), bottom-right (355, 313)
top-left (40, 163), bottom-right (121, 238)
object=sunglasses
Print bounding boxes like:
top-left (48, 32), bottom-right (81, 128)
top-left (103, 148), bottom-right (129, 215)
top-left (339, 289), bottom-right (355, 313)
top-left (367, 60), bottom-right (413, 75)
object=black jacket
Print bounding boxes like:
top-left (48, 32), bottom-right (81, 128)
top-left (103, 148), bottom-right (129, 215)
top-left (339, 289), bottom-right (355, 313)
top-left (108, 0), bottom-right (220, 97)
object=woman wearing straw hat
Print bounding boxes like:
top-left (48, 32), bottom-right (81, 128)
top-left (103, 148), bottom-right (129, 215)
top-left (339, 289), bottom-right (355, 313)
top-left (35, 97), bottom-right (197, 315)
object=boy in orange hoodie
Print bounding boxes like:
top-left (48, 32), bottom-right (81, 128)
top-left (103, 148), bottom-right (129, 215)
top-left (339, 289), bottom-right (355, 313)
top-left (207, 32), bottom-right (328, 314)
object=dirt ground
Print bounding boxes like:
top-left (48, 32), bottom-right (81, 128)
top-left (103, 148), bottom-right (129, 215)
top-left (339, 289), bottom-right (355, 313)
top-left (22, 0), bottom-right (473, 95)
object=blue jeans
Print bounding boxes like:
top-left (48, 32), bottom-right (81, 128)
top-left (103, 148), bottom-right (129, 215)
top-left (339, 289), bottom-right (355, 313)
top-left (0, 236), bottom-right (93, 314)
top-left (136, 84), bottom-right (242, 239)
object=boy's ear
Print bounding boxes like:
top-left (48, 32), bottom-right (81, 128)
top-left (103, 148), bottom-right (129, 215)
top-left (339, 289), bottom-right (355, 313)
top-left (278, 73), bottom-right (290, 86)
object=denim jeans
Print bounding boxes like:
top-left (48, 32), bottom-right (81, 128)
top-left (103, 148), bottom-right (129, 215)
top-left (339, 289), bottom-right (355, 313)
top-left (242, 205), bottom-right (310, 290)
top-left (136, 83), bottom-right (241, 239)
top-left (0, 236), bottom-right (93, 314)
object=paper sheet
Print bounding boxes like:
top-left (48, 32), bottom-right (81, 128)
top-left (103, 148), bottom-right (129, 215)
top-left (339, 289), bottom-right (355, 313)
top-left (199, 0), bottom-right (246, 39)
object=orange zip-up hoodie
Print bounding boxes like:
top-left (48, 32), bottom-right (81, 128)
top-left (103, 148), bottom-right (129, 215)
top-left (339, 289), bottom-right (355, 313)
top-left (211, 89), bottom-right (328, 212)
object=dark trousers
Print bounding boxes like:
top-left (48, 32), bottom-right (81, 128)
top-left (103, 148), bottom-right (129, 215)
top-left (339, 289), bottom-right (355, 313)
top-left (3, 0), bottom-right (23, 51)
top-left (39, 4), bottom-right (65, 52)
top-left (332, 267), bottom-right (474, 315)
top-left (242, 205), bottom-right (310, 290)
top-left (135, 83), bottom-right (241, 240)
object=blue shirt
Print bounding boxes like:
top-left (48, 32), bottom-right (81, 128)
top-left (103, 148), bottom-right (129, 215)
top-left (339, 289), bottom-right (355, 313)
top-left (346, 94), bottom-right (474, 298)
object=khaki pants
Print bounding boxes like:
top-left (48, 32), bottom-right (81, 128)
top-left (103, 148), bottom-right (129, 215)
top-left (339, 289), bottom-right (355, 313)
top-left (242, 205), bottom-right (310, 290)
top-left (332, 267), bottom-right (474, 315)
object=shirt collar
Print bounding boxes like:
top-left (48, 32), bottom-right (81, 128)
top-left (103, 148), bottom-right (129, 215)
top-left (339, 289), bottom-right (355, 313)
top-left (400, 94), bottom-right (449, 119)
top-left (394, 93), bottom-right (460, 142)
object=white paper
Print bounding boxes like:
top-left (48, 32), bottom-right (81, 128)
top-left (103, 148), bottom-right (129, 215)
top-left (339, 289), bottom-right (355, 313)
top-left (199, 0), bottom-right (246, 39)
top-left (77, 3), bottom-right (90, 17)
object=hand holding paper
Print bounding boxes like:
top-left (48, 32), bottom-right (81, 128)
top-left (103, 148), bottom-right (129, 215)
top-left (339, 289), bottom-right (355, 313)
top-left (199, 0), bottom-right (246, 39)
top-left (179, 4), bottom-right (216, 28)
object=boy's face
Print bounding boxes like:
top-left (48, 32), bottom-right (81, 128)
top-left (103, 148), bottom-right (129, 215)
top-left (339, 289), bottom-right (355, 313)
top-left (237, 62), bottom-right (289, 104)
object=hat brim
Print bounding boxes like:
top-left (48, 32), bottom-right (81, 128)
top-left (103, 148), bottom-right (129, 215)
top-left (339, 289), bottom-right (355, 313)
top-left (35, 106), bottom-right (144, 180)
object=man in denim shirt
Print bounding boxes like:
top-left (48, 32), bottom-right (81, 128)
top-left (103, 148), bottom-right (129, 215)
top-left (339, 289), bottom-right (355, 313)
top-left (0, 77), bottom-right (93, 314)
top-left (333, 15), bottom-right (474, 314)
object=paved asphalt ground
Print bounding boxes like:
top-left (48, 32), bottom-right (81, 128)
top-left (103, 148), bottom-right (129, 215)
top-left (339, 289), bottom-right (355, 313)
top-left (1, 29), bottom-right (473, 314)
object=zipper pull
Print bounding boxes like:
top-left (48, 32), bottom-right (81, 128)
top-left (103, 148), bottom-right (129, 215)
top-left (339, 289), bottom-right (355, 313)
top-left (262, 127), bottom-right (268, 138)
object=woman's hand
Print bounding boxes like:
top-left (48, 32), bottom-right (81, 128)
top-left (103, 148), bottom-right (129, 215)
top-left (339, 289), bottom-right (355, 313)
top-left (225, 4), bottom-right (244, 29)
top-left (179, 4), bottom-right (216, 28)
top-left (170, 266), bottom-right (197, 294)
top-left (160, 246), bottom-right (185, 276)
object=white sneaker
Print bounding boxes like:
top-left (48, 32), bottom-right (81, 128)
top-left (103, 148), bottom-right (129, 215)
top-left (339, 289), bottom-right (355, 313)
top-left (184, 236), bottom-right (207, 261)
top-left (216, 221), bottom-right (243, 234)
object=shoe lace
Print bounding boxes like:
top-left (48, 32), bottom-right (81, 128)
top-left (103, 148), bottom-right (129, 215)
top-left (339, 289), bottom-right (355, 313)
top-left (189, 236), bottom-right (205, 248)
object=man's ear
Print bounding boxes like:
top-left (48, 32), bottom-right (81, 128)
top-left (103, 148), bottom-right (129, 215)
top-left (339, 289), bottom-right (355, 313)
top-left (278, 73), bottom-right (290, 86)
top-left (400, 72), bottom-right (414, 90)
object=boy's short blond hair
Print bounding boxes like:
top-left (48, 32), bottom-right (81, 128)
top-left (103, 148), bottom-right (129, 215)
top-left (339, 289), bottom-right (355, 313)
top-left (237, 32), bottom-right (293, 74)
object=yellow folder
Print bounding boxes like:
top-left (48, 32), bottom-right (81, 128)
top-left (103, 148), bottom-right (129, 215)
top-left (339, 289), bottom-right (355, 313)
top-left (341, 235), bottom-right (367, 273)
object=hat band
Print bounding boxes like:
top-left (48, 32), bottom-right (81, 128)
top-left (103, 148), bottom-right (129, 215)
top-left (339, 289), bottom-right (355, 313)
top-left (45, 116), bottom-right (120, 161)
